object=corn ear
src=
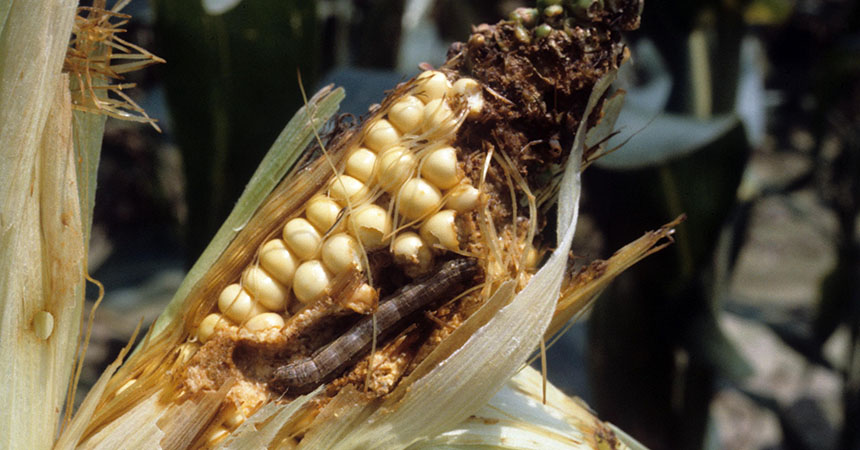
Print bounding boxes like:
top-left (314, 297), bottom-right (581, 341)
top-left (0, 2), bottom-right (81, 449)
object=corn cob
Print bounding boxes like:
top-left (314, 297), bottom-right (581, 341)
top-left (73, 2), bottom-right (644, 448)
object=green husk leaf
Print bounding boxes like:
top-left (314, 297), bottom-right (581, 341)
top-left (147, 86), bottom-right (345, 342)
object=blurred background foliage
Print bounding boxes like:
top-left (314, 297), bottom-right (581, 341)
top-left (84, 0), bottom-right (860, 449)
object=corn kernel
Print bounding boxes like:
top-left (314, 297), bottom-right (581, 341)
top-left (422, 98), bottom-right (457, 135)
top-left (244, 312), bottom-right (285, 332)
top-left (414, 70), bottom-right (451, 102)
top-left (343, 283), bottom-right (377, 314)
top-left (242, 266), bottom-right (290, 311)
top-left (293, 260), bottom-right (332, 303)
top-left (198, 313), bottom-right (227, 343)
top-left (259, 239), bottom-right (298, 286)
top-left (349, 204), bottom-right (392, 250)
top-left (445, 184), bottom-right (480, 212)
top-left (345, 148), bottom-right (377, 182)
top-left (364, 118), bottom-right (400, 152)
top-left (218, 284), bottom-right (264, 323)
top-left (305, 195), bottom-right (343, 233)
top-left (377, 146), bottom-right (417, 192)
top-left (392, 232), bottom-right (434, 276)
top-left (283, 218), bottom-right (322, 260)
top-left (388, 95), bottom-right (425, 133)
top-left (420, 209), bottom-right (459, 251)
top-left (321, 233), bottom-right (361, 274)
top-left (328, 175), bottom-right (368, 205)
top-left (453, 77), bottom-right (483, 118)
top-left (398, 178), bottom-right (442, 220)
top-left (421, 146), bottom-right (460, 189)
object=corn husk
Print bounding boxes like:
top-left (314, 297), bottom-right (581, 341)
top-left (0, 2), bottom-right (81, 449)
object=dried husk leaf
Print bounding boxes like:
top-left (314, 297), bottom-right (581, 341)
top-left (0, 2), bottom-right (81, 448)
top-left (411, 366), bottom-right (628, 450)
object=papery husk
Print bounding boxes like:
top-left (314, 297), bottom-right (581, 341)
top-left (60, 87), bottom-right (345, 448)
top-left (411, 366), bottom-right (630, 450)
top-left (0, 2), bottom-right (81, 449)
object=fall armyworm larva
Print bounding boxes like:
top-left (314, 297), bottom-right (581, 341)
top-left (271, 258), bottom-right (480, 392)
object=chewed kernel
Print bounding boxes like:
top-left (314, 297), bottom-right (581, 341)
top-left (377, 146), bottom-right (417, 192)
top-left (328, 175), bottom-right (368, 205)
top-left (364, 118), bottom-right (400, 152)
top-left (398, 178), bottom-right (442, 220)
top-left (392, 231), bottom-right (434, 276)
top-left (421, 146), bottom-right (460, 189)
top-left (198, 313), bottom-right (227, 343)
top-left (244, 312), bottom-right (285, 332)
top-left (342, 283), bottom-right (377, 314)
top-left (305, 195), bottom-right (343, 233)
top-left (242, 266), bottom-right (290, 311)
top-left (293, 260), bottom-right (332, 303)
top-left (283, 218), bottom-right (322, 260)
top-left (260, 239), bottom-right (298, 286)
top-left (452, 77), bottom-right (483, 118)
top-left (321, 233), bottom-right (361, 274)
top-left (218, 284), bottom-right (264, 322)
top-left (445, 184), bottom-right (480, 212)
top-left (422, 98), bottom-right (457, 135)
top-left (349, 204), bottom-right (392, 250)
top-left (345, 148), bottom-right (377, 182)
top-left (420, 209), bottom-right (459, 251)
top-left (414, 70), bottom-right (451, 102)
top-left (388, 95), bottom-right (424, 133)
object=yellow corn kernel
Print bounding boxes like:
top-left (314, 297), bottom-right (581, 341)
top-left (364, 118), bottom-right (401, 152)
top-left (398, 178), bottom-right (442, 220)
top-left (452, 77), bottom-right (483, 118)
top-left (377, 146), bottom-right (417, 192)
top-left (305, 195), bottom-right (343, 233)
top-left (198, 313), bottom-right (227, 343)
top-left (242, 266), bottom-right (290, 311)
top-left (321, 232), bottom-right (362, 274)
top-left (414, 70), bottom-right (451, 102)
top-left (259, 239), bottom-right (298, 286)
top-left (345, 148), bottom-right (377, 182)
top-left (283, 217), bottom-right (322, 260)
top-left (244, 312), bottom-right (286, 332)
top-left (293, 260), bottom-right (332, 303)
top-left (328, 175), bottom-right (368, 205)
top-left (392, 232), bottom-right (434, 276)
top-left (422, 98), bottom-right (457, 135)
top-left (421, 146), bottom-right (460, 189)
top-left (445, 184), bottom-right (480, 212)
top-left (349, 204), bottom-right (392, 250)
top-left (420, 209), bottom-right (459, 251)
top-left (388, 95), bottom-right (425, 133)
top-left (218, 284), bottom-right (265, 323)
